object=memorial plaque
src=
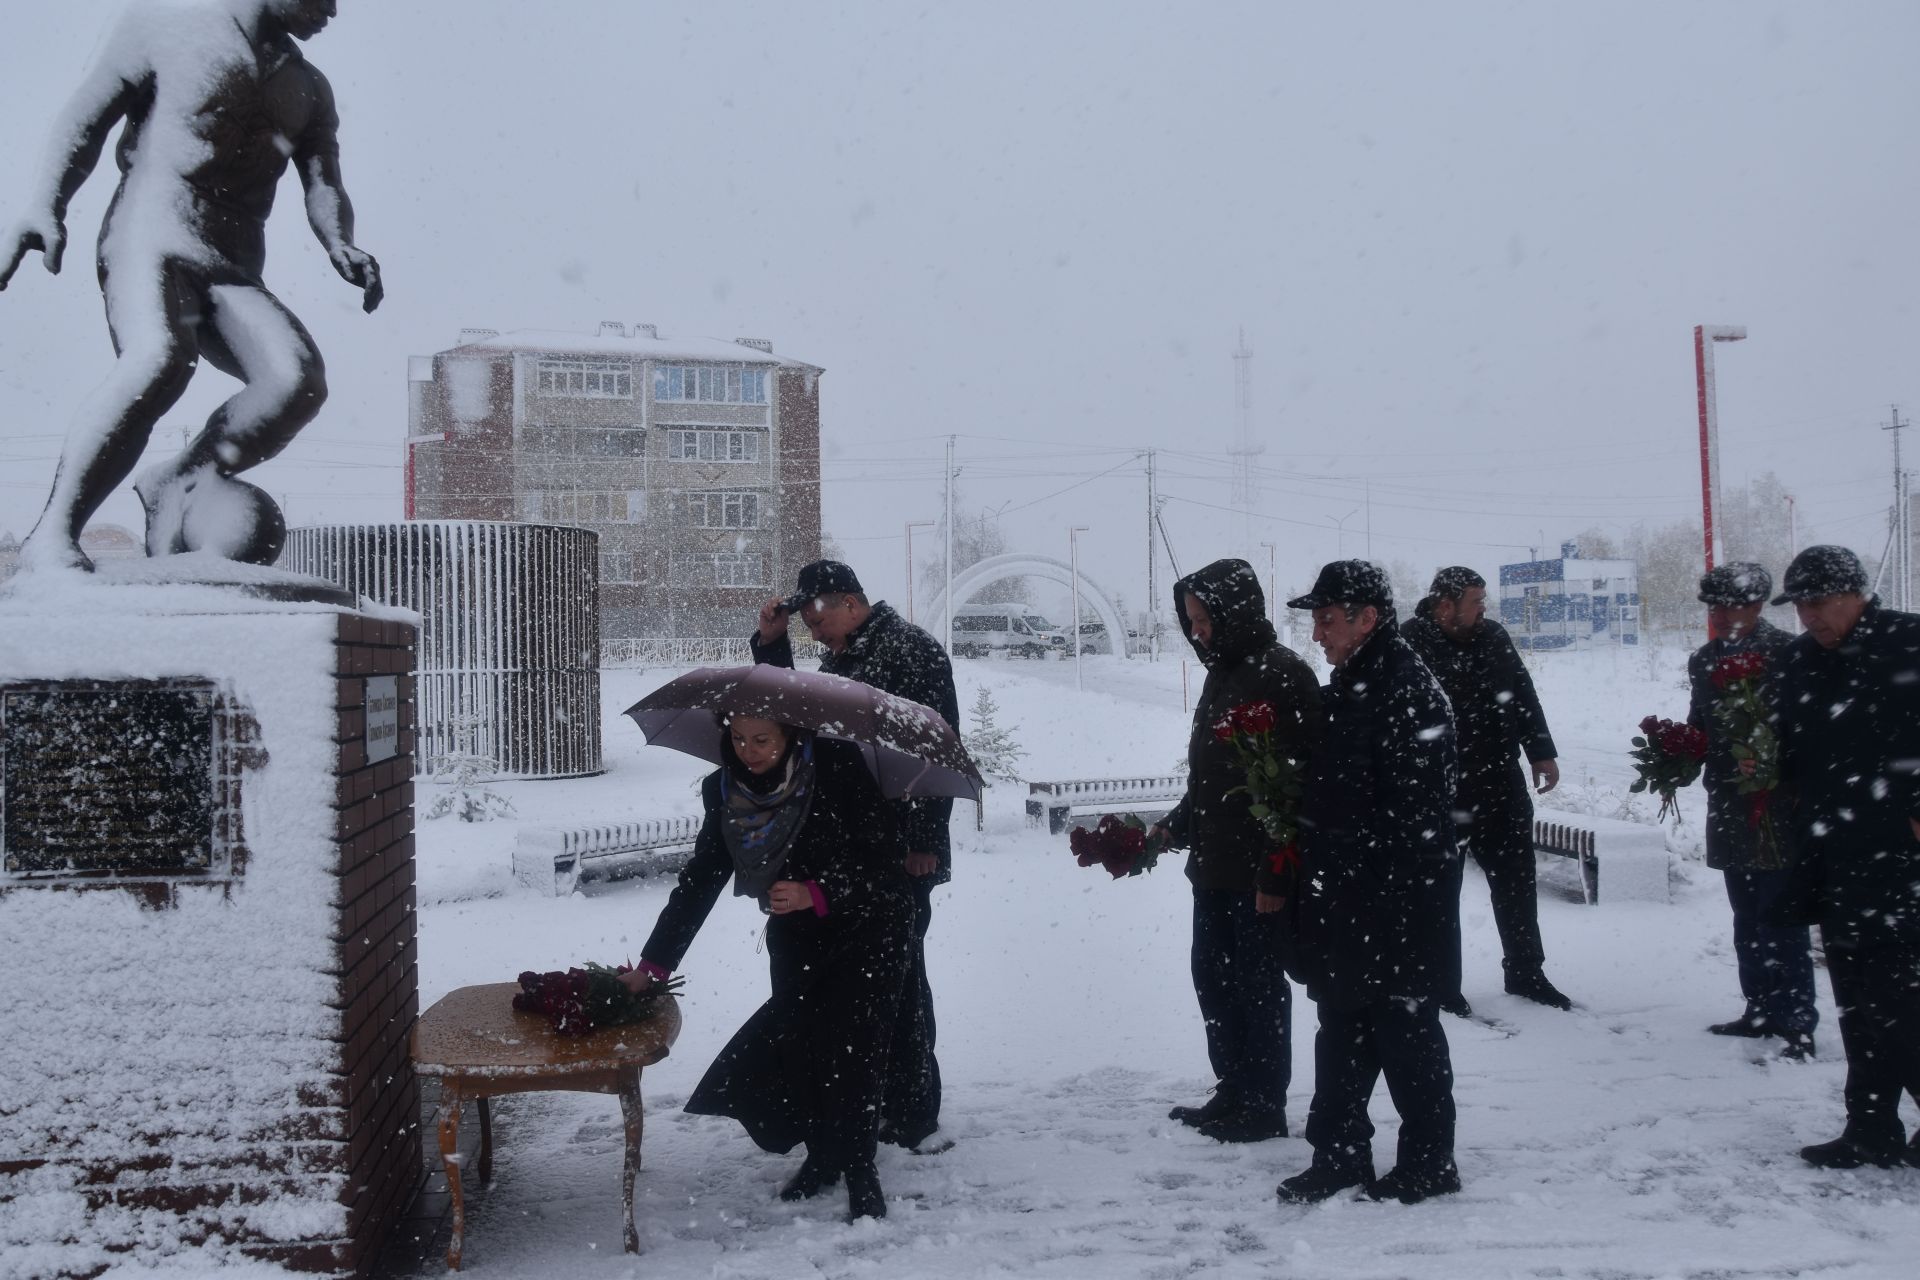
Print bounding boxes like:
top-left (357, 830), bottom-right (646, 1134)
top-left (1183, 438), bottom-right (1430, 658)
top-left (365, 675), bottom-right (399, 765)
top-left (1, 682), bottom-right (217, 875)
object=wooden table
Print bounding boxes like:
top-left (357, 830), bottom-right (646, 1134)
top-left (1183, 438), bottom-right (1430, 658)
top-left (411, 982), bottom-right (682, 1271)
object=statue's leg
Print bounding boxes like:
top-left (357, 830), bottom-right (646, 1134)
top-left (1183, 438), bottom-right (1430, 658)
top-left (19, 258), bottom-right (200, 571)
top-left (135, 283), bottom-right (326, 563)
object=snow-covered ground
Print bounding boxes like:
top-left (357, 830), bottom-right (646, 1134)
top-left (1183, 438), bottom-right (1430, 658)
top-left (400, 641), bottom-right (1920, 1279)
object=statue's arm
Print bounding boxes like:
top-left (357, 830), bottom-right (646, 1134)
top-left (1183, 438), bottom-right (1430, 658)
top-left (293, 66), bottom-right (381, 313)
top-left (1, 37), bottom-right (146, 290)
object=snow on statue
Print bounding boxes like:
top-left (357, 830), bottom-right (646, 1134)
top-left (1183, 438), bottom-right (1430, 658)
top-left (0, 0), bottom-right (381, 573)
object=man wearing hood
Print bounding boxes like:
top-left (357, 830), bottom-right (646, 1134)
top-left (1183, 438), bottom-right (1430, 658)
top-left (1278, 561), bottom-right (1463, 1205)
top-left (1402, 567), bottom-right (1571, 1012)
top-left (753, 559), bottom-right (960, 1153)
top-left (1150, 558), bottom-right (1321, 1143)
top-left (1684, 562), bottom-right (1814, 1058)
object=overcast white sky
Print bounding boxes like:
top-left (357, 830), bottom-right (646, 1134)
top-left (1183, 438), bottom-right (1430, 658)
top-left (2, 0), bottom-right (1916, 615)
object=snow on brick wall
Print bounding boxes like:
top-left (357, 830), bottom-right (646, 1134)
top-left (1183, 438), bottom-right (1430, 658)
top-left (0, 571), bottom-right (421, 1277)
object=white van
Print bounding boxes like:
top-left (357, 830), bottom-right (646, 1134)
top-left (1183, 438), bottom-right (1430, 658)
top-left (949, 605), bottom-right (1069, 659)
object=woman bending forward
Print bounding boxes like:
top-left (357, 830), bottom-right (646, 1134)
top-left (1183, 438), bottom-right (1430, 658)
top-left (621, 715), bottom-right (916, 1220)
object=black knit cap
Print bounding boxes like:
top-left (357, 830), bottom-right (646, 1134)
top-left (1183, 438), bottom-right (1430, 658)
top-left (1697, 562), bottom-right (1772, 606)
top-left (1770, 545), bottom-right (1867, 606)
top-left (1287, 559), bottom-right (1393, 611)
top-left (781, 559), bottom-right (864, 612)
top-left (1427, 565), bottom-right (1486, 600)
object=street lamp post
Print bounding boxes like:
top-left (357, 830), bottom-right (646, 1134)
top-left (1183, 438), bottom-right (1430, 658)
top-left (1325, 508), bottom-right (1359, 559)
top-left (1070, 525), bottom-right (1091, 691)
top-left (905, 520), bottom-right (935, 624)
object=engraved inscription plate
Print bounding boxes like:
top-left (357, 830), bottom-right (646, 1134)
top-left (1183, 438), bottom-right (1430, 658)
top-left (1, 683), bottom-right (216, 875)
top-left (365, 675), bottom-right (399, 765)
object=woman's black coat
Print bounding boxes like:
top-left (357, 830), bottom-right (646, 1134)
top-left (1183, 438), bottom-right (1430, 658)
top-left (1293, 614), bottom-right (1461, 1008)
top-left (641, 738), bottom-right (916, 1164)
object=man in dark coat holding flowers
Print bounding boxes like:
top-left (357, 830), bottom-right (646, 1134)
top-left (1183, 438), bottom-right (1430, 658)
top-left (1684, 562), bottom-right (1814, 1058)
top-left (1152, 558), bottom-right (1321, 1143)
top-left (1278, 560), bottom-right (1463, 1205)
top-left (1767, 545), bottom-right (1920, 1169)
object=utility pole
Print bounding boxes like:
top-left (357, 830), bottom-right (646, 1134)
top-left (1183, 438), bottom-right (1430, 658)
top-left (1885, 406), bottom-right (1910, 612)
top-left (1144, 449), bottom-right (1158, 659)
top-left (943, 436), bottom-right (956, 652)
top-left (1230, 329), bottom-right (1260, 565)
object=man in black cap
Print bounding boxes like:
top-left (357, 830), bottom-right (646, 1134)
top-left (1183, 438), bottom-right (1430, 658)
top-left (1277, 561), bottom-right (1463, 1205)
top-left (1767, 545), bottom-right (1920, 1168)
top-left (753, 560), bottom-right (961, 1152)
top-left (1685, 562), bottom-right (1815, 1059)
top-left (1403, 566), bottom-right (1571, 1012)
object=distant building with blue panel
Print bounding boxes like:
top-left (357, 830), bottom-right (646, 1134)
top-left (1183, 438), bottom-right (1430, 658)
top-left (1498, 541), bottom-right (1639, 651)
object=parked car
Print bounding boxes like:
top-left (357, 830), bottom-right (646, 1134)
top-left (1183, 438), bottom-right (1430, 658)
top-left (1076, 621), bottom-right (1152, 656)
top-left (950, 605), bottom-right (1069, 658)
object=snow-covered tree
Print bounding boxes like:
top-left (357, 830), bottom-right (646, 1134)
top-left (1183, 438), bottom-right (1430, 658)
top-left (423, 713), bottom-right (518, 823)
top-left (963, 687), bottom-right (1026, 781)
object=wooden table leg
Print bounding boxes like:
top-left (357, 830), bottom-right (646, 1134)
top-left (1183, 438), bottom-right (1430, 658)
top-left (477, 1096), bottom-right (493, 1187)
top-left (620, 1074), bottom-right (644, 1255)
top-left (440, 1093), bottom-right (465, 1271)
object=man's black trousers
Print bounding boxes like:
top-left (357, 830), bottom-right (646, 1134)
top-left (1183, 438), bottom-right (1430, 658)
top-left (1303, 995), bottom-right (1456, 1175)
top-left (1189, 886), bottom-right (1292, 1116)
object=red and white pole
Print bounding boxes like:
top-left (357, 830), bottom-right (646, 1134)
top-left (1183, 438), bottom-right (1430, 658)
top-left (1694, 325), bottom-right (1746, 638)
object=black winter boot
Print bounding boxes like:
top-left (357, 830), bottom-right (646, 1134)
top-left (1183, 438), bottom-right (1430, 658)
top-left (844, 1161), bottom-right (887, 1221)
top-left (1196, 1107), bottom-right (1287, 1144)
top-left (1707, 1012), bottom-right (1770, 1038)
top-left (1437, 993), bottom-right (1473, 1019)
top-left (779, 1153), bottom-right (842, 1201)
top-left (1777, 1030), bottom-right (1816, 1062)
top-left (1504, 969), bottom-right (1572, 1010)
top-left (1276, 1156), bottom-right (1374, 1205)
top-left (1366, 1161), bottom-right (1462, 1204)
top-left (1800, 1135), bottom-right (1904, 1170)
top-left (1169, 1085), bottom-right (1237, 1128)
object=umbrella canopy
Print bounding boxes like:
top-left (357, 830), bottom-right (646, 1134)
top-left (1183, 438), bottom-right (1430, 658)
top-left (624, 665), bottom-right (983, 802)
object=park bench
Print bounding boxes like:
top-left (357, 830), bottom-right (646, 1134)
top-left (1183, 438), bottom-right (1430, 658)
top-left (513, 816), bottom-right (701, 896)
top-left (1025, 775), bottom-right (1186, 835)
top-left (1532, 808), bottom-right (1671, 905)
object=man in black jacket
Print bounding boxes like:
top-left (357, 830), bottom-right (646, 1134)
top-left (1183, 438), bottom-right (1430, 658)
top-left (752, 559), bottom-right (960, 1151)
top-left (1768, 546), bottom-right (1920, 1169)
top-left (1152, 559), bottom-right (1321, 1143)
top-left (1684, 563), bottom-right (1814, 1058)
top-left (1403, 567), bottom-right (1571, 1012)
top-left (1278, 561), bottom-right (1463, 1206)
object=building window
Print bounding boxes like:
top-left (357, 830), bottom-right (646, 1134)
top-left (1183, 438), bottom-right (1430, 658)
top-left (668, 429), bottom-right (762, 462)
top-left (526, 490), bottom-right (647, 524)
top-left (536, 359), bottom-right (633, 398)
top-left (600, 552), bottom-right (637, 583)
top-left (653, 364), bottom-right (768, 405)
top-left (687, 491), bottom-right (759, 529)
top-left (714, 553), bottom-right (765, 587)
top-left (583, 428), bottom-right (647, 457)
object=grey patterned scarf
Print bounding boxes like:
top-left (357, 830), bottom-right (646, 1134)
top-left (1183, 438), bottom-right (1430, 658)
top-left (719, 733), bottom-right (818, 903)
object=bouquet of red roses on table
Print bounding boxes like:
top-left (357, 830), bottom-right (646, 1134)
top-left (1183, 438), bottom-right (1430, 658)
top-left (1214, 700), bottom-right (1308, 890)
top-left (512, 963), bottom-right (684, 1036)
top-left (1629, 715), bottom-right (1709, 824)
top-left (1709, 651), bottom-right (1784, 867)
top-left (1071, 813), bottom-right (1168, 879)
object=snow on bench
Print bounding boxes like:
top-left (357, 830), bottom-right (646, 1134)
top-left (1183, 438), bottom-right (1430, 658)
top-left (1533, 808), bottom-right (1671, 905)
top-left (513, 816), bottom-right (702, 896)
top-left (1026, 776), bottom-right (1186, 835)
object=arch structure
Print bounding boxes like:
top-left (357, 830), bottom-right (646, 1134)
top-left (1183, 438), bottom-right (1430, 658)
top-left (924, 553), bottom-right (1131, 659)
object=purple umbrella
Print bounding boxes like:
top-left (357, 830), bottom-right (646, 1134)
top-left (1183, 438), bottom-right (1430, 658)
top-left (623, 665), bottom-right (983, 802)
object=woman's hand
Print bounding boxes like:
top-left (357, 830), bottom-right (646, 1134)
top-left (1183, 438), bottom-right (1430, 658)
top-left (767, 881), bottom-right (814, 915)
top-left (1254, 890), bottom-right (1287, 915)
top-left (618, 967), bottom-right (656, 995)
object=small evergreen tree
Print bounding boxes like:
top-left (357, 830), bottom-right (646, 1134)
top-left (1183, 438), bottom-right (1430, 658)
top-left (963, 686), bottom-right (1026, 781)
top-left (423, 713), bottom-right (518, 823)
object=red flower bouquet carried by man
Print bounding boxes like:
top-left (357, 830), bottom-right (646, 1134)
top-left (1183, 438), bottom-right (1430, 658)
top-left (1070, 812), bottom-right (1168, 879)
top-left (1629, 715), bottom-right (1709, 823)
top-left (1213, 699), bottom-right (1308, 889)
top-left (1708, 650), bottom-right (1784, 868)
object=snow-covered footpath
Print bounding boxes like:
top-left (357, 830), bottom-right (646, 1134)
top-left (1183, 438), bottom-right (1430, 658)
top-left (142, 644), bottom-right (1920, 1277)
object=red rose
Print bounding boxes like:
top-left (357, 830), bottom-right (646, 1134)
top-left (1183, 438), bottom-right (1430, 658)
top-left (1234, 701), bottom-right (1277, 735)
top-left (1638, 715), bottom-right (1662, 736)
top-left (1212, 715), bottom-right (1236, 743)
top-left (1711, 652), bottom-right (1769, 690)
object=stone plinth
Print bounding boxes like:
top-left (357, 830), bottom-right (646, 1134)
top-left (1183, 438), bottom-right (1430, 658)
top-left (0, 567), bottom-right (422, 1277)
